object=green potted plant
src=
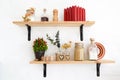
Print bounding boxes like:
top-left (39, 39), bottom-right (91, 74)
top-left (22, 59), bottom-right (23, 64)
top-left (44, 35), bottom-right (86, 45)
top-left (46, 30), bottom-right (60, 48)
top-left (33, 37), bottom-right (48, 61)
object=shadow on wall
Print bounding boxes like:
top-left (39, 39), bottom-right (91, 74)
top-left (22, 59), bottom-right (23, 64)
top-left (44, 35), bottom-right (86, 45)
top-left (0, 63), bottom-right (2, 80)
top-left (0, 62), bottom-right (2, 80)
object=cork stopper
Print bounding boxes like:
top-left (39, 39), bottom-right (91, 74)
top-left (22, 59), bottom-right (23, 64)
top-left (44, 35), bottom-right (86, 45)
top-left (90, 38), bottom-right (95, 44)
top-left (43, 8), bottom-right (46, 13)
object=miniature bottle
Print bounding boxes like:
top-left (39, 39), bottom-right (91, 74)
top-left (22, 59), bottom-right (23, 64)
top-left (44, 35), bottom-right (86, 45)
top-left (88, 38), bottom-right (99, 60)
top-left (41, 8), bottom-right (49, 21)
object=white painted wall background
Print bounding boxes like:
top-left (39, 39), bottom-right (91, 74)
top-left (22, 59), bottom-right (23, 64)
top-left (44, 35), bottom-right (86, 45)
top-left (0, 0), bottom-right (120, 80)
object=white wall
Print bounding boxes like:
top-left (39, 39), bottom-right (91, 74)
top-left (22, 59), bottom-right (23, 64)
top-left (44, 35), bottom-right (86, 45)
top-left (0, 0), bottom-right (120, 80)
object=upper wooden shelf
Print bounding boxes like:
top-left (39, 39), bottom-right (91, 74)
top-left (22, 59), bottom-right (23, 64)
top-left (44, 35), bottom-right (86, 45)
top-left (30, 60), bottom-right (115, 64)
top-left (13, 21), bottom-right (95, 27)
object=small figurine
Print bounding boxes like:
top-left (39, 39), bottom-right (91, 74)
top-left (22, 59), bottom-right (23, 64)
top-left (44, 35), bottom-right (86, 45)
top-left (22, 7), bottom-right (35, 22)
top-left (53, 9), bottom-right (58, 21)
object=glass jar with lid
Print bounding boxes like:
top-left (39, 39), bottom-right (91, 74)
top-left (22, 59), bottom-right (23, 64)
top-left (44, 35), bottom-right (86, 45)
top-left (41, 8), bottom-right (49, 21)
top-left (88, 38), bottom-right (99, 60)
top-left (74, 42), bottom-right (84, 61)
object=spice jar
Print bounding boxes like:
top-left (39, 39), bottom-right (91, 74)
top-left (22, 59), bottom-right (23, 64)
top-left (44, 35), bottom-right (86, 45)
top-left (41, 8), bottom-right (49, 21)
top-left (74, 42), bottom-right (84, 61)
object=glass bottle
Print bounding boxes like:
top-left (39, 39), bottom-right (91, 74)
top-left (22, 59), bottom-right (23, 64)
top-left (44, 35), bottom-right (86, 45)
top-left (74, 42), bottom-right (84, 61)
top-left (41, 8), bottom-right (49, 21)
top-left (88, 38), bottom-right (99, 60)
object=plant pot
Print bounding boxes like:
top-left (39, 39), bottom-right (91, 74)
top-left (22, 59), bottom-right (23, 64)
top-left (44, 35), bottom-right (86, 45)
top-left (34, 51), bottom-right (45, 61)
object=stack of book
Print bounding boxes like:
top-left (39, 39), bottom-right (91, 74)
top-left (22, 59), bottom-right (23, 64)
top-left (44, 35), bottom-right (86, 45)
top-left (64, 6), bottom-right (86, 21)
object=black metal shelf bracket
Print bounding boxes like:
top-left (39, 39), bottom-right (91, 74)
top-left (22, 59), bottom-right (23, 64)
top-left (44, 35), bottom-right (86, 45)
top-left (96, 63), bottom-right (101, 77)
top-left (42, 63), bottom-right (101, 77)
top-left (43, 64), bottom-right (47, 77)
top-left (26, 24), bottom-right (31, 41)
top-left (80, 24), bottom-right (84, 41)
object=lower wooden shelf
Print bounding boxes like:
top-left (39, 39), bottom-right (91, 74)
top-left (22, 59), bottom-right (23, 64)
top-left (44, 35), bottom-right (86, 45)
top-left (30, 60), bottom-right (115, 64)
top-left (30, 60), bottom-right (115, 77)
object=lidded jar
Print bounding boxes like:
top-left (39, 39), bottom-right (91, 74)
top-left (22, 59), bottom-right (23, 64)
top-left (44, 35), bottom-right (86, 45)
top-left (74, 42), bottom-right (84, 61)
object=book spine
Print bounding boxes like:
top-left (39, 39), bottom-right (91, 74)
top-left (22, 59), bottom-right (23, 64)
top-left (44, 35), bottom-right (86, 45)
top-left (72, 6), bottom-right (77, 21)
top-left (83, 8), bottom-right (86, 21)
top-left (79, 7), bottom-right (82, 21)
top-left (68, 7), bottom-right (72, 21)
top-left (77, 6), bottom-right (79, 21)
top-left (66, 8), bottom-right (69, 21)
top-left (74, 6), bottom-right (77, 21)
top-left (64, 9), bottom-right (67, 21)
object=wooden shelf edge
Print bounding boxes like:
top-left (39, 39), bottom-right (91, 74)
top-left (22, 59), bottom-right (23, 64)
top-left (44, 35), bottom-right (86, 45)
top-left (13, 21), bottom-right (95, 27)
top-left (30, 60), bottom-right (115, 64)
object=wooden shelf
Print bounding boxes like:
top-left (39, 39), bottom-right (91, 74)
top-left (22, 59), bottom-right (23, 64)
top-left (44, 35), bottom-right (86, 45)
top-left (13, 21), bottom-right (95, 27)
top-left (30, 60), bottom-right (115, 64)
top-left (30, 60), bottom-right (114, 77)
